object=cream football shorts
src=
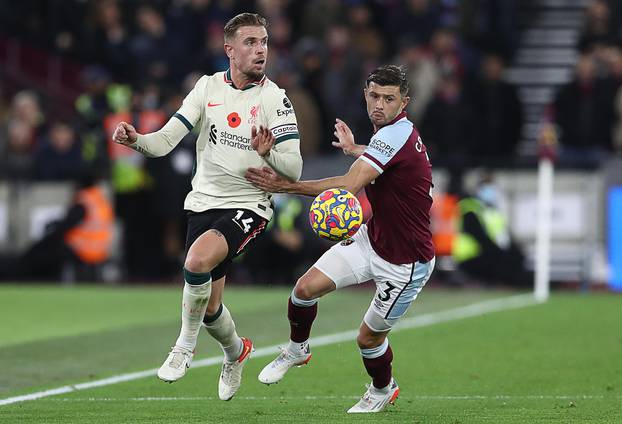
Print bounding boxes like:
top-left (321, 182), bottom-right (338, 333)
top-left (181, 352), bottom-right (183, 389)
top-left (314, 224), bottom-right (435, 332)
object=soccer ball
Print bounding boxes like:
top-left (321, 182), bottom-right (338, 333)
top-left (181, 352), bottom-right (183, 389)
top-left (309, 188), bottom-right (363, 241)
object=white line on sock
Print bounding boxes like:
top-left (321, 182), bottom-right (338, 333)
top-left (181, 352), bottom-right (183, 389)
top-left (0, 293), bottom-right (537, 406)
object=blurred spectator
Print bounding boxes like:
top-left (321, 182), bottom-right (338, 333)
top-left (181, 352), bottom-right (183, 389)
top-left (430, 169), bottom-right (462, 258)
top-left (8, 90), bottom-right (45, 135)
top-left (0, 120), bottom-right (35, 180)
top-left (300, 0), bottom-right (343, 39)
top-left (2, 174), bottom-right (113, 282)
top-left (394, 41), bottom-right (441, 125)
top-left (129, 5), bottom-right (188, 84)
top-left (384, 0), bottom-right (441, 46)
top-left (294, 38), bottom-right (331, 144)
top-left (273, 67), bottom-right (322, 157)
top-left (553, 54), bottom-right (615, 166)
top-left (347, 3), bottom-right (385, 63)
top-left (321, 25), bottom-right (368, 148)
top-left (466, 53), bottom-right (522, 164)
top-left (103, 88), bottom-right (166, 280)
top-left (579, 0), bottom-right (618, 52)
top-left (84, 0), bottom-right (131, 81)
top-left (421, 73), bottom-right (474, 167)
top-left (452, 174), bottom-right (530, 287)
top-left (457, 0), bottom-right (519, 61)
top-left (429, 28), bottom-right (464, 79)
top-left (33, 121), bottom-right (89, 181)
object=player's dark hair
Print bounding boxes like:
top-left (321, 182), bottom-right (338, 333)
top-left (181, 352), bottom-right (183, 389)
top-left (366, 65), bottom-right (409, 96)
top-left (224, 13), bottom-right (268, 42)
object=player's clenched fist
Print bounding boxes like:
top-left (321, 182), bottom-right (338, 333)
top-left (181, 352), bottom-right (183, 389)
top-left (112, 122), bottom-right (138, 145)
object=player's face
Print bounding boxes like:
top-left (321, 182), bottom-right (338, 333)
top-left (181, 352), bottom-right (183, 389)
top-left (226, 25), bottom-right (268, 80)
top-left (364, 82), bottom-right (409, 127)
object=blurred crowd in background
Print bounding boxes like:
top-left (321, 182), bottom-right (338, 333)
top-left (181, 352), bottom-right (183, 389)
top-left (1, 0), bottom-right (622, 283)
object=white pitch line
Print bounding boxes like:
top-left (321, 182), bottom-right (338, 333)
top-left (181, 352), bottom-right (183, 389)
top-left (45, 394), bottom-right (622, 402)
top-left (0, 293), bottom-right (537, 407)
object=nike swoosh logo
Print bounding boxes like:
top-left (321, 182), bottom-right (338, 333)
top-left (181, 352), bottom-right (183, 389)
top-left (238, 342), bottom-right (252, 362)
top-left (208, 102), bottom-right (222, 107)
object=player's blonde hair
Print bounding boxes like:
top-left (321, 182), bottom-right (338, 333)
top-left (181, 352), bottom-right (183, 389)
top-left (224, 13), bottom-right (268, 42)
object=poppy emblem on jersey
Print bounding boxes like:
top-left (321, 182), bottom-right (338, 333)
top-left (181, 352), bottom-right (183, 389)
top-left (227, 112), bottom-right (241, 128)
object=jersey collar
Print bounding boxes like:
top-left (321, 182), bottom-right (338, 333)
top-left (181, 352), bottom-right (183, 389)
top-left (224, 69), bottom-right (267, 91)
top-left (374, 111), bottom-right (407, 133)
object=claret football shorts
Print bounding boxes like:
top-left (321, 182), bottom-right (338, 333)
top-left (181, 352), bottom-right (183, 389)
top-left (314, 224), bottom-right (435, 332)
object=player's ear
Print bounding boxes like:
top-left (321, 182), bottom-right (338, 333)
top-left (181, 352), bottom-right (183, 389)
top-left (224, 43), bottom-right (233, 58)
top-left (401, 95), bottom-right (410, 110)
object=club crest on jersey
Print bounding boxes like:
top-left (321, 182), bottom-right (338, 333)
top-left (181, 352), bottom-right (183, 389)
top-left (248, 105), bottom-right (261, 125)
top-left (227, 112), bottom-right (241, 128)
top-left (341, 238), bottom-right (355, 246)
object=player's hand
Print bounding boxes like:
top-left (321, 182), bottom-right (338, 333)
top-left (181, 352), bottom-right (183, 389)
top-left (251, 125), bottom-right (275, 157)
top-left (332, 118), bottom-right (356, 155)
top-left (112, 122), bottom-right (138, 145)
top-left (245, 166), bottom-right (289, 193)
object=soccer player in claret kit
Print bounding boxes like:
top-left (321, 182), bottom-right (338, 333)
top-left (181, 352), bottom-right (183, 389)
top-left (246, 65), bottom-right (435, 413)
top-left (112, 13), bottom-right (302, 401)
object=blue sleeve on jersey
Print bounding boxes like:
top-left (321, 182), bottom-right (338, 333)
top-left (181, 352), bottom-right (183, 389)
top-left (363, 120), bottom-right (413, 167)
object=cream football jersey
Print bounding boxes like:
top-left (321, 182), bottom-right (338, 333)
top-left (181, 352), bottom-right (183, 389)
top-left (136, 70), bottom-right (302, 221)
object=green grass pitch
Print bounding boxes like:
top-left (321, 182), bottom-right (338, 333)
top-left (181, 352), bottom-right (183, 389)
top-left (0, 284), bottom-right (620, 423)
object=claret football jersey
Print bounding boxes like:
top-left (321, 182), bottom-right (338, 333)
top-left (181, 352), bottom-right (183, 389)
top-left (359, 111), bottom-right (435, 264)
top-left (174, 70), bottom-right (301, 220)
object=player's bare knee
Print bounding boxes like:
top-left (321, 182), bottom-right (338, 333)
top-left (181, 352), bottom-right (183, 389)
top-left (184, 254), bottom-right (212, 274)
top-left (293, 279), bottom-right (315, 301)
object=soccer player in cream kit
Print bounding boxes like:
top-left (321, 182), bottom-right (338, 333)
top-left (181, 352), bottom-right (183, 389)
top-left (112, 13), bottom-right (302, 401)
top-left (246, 65), bottom-right (435, 413)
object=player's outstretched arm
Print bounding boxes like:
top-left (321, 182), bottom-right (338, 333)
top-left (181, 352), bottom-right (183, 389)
top-left (112, 116), bottom-right (190, 158)
top-left (332, 119), bottom-right (366, 158)
top-left (245, 157), bottom-right (379, 197)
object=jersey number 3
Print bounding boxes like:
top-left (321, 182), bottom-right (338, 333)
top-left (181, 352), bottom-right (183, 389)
top-left (233, 210), bottom-right (254, 233)
top-left (378, 282), bottom-right (397, 301)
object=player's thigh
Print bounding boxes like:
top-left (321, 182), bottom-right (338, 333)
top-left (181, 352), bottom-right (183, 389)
top-left (185, 229), bottom-right (229, 273)
top-left (364, 257), bottom-right (436, 332)
top-left (185, 209), bottom-right (267, 279)
top-left (312, 226), bottom-right (373, 290)
top-left (294, 266), bottom-right (338, 300)
top-left (184, 211), bottom-right (228, 272)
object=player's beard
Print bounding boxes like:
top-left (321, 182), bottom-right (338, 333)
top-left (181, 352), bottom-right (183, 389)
top-left (244, 67), bottom-right (265, 82)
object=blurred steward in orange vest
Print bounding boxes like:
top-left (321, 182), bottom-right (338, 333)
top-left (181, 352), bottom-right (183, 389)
top-left (64, 178), bottom-right (114, 266)
top-left (7, 174), bottom-right (114, 281)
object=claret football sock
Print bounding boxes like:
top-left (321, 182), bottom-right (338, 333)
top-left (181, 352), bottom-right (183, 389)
top-left (360, 339), bottom-right (393, 390)
top-left (288, 292), bottom-right (318, 343)
top-left (175, 269), bottom-right (212, 351)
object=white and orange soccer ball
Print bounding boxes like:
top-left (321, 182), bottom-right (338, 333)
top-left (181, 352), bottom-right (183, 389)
top-left (309, 188), bottom-right (363, 241)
